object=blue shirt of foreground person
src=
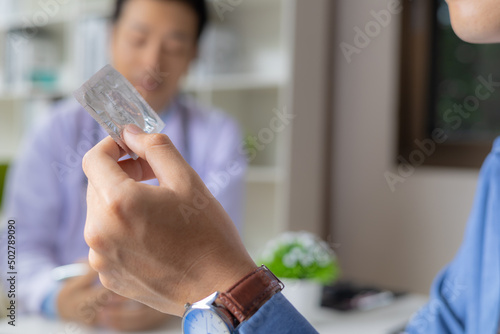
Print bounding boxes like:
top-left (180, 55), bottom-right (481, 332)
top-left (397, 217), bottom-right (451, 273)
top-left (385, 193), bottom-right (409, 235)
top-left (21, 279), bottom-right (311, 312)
top-left (406, 137), bottom-right (500, 333)
top-left (406, 1), bottom-right (500, 332)
top-left (82, 125), bottom-right (318, 334)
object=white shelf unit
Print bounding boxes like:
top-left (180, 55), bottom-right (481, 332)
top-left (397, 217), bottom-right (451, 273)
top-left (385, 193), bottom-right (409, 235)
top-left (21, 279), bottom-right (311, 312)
top-left (0, 0), bottom-right (333, 258)
top-left (186, 0), bottom-right (293, 257)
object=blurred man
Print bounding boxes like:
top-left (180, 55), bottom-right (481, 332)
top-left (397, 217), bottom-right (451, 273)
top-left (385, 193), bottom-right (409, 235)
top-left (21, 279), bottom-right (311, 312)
top-left (1, 0), bottom-right (246, 330)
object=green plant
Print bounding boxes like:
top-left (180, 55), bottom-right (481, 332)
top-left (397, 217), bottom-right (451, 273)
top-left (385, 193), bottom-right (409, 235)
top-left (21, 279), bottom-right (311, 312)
top-left (259, 231), bottom-right (340, 284)
top-left (0, 164), bottom-right (8, 209)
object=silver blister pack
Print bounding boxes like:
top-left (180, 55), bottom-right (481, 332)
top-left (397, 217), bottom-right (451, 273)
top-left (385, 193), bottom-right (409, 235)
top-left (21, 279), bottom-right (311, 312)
top-left (73, 64), bottom-right (165, 160)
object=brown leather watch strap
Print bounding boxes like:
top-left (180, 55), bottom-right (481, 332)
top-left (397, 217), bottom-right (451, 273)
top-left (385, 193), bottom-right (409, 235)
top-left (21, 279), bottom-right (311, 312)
top-left (216, 265), bottom-right (284, 326)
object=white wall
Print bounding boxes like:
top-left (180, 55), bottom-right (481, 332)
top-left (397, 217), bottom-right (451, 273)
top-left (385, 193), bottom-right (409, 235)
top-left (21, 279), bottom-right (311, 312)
top-left (330, 0), bottom-right (481, 294)
top-left (286, 0), bottom-right (332, 236)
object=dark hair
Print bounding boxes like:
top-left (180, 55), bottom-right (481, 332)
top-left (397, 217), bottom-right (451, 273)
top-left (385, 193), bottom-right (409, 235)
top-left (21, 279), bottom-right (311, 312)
top-left (112, 0), bottom-right (208, 41)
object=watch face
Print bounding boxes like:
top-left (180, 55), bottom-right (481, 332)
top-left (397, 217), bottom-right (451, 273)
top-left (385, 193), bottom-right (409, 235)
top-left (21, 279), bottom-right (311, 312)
top-left (182, 308), bottom-right (232, 334)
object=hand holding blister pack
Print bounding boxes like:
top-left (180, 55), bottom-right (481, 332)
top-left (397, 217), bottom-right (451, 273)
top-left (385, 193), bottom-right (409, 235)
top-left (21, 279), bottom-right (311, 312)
top-left (73, 64), bottom-right (165, 160)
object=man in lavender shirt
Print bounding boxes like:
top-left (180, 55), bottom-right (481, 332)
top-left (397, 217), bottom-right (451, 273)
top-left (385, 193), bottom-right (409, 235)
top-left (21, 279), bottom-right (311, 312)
top-left (1, 0), bottom-right (246, 331)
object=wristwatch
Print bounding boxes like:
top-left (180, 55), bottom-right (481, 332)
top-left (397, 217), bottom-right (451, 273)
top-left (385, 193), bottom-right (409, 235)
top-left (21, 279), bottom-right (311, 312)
top-left (182, 265), bottom-right (283, 334)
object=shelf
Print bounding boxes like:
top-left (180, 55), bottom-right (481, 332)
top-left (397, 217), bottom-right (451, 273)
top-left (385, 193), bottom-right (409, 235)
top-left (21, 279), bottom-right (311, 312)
top-left (246, 166), bottom-right (284, 183)
top-left (0, 88), bottom-right (69, 100)
top-left (0, 13), bottom-right (65, 32)
top-left (0, 155), bottom-right (16, 164)
top-left (0, 0), bottom-right (281, 32)
top-left (0, 72), bottom-right (286, 99)
top-left (184, 72), bottom-right (287, 92)
top-left (0, 0), bottom-right (114, 32)
top-left (206, 0), bottom-right (282, 6)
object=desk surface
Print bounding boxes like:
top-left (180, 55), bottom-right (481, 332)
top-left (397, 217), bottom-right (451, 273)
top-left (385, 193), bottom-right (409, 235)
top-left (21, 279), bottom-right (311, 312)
top-left (0, 294), bottom-right (428, 334)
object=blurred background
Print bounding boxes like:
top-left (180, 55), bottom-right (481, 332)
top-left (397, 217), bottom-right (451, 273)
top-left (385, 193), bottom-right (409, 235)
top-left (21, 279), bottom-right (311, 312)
top-left (0, 0), bottom-right (499, 313)
top-left (0, 0), bottom-right (332, 283)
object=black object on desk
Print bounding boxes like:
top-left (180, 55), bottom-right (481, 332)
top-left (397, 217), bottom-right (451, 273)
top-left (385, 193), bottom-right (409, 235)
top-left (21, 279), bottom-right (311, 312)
top-left (321, 281), bottom-right (407, 312)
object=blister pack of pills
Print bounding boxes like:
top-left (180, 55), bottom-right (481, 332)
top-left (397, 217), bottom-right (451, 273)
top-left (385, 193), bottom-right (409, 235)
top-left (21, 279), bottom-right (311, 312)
top-left (73, 64), bottom-right (165, 160)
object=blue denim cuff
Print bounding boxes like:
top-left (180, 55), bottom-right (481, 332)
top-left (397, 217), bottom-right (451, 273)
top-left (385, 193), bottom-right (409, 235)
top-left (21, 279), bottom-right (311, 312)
top-left (237, 292), bottom-right (318, 334)
top-left (41, 284), bottom-right (61, 319)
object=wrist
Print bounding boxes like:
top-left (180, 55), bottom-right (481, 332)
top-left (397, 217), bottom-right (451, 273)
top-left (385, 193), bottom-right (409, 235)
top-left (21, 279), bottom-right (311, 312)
top-left (180, 255), bottom-right (257, 309)
top-left (211, 261), bottom-right (259, 296)
top-left (42, 284), bottom-right (62, 319)
top-left (216, 265), bottom-right (283, 326)
top-left (182, 265), bottom-right (284, 333)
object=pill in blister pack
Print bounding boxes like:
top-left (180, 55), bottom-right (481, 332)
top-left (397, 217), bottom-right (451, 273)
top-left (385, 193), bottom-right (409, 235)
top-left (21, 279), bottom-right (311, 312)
top-left (73, 64), bottom-right (165, 160)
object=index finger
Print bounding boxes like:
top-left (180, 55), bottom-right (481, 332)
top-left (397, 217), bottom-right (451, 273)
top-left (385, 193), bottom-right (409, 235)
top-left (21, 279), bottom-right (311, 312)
top-left (83, 136), bottom-right (129, 191)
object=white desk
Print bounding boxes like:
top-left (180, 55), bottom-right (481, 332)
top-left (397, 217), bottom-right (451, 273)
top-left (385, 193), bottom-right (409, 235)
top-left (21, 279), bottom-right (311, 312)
top-left (0, 295), bottom-right (428, 334)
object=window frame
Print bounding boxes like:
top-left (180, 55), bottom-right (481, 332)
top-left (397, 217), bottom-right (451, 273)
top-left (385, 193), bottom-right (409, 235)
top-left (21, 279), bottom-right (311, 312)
top-left (398, 0), bottom-right (492, 169)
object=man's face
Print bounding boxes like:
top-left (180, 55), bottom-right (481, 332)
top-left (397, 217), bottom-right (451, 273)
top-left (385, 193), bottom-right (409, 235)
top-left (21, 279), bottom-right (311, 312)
top-left (111, 0), bottom-right (198, 112)
top-left (446, 0), bottom-right (500, 43)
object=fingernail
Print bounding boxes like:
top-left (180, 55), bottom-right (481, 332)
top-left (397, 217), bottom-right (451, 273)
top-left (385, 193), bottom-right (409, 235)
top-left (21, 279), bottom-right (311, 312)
top-left (125, 124), bottom-right (144, 135)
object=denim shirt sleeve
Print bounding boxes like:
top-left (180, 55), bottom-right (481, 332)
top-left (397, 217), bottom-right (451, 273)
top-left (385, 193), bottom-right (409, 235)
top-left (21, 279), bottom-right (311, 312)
top-left (237, 292), bottom-right (319, 334)
top-left (405, 138), bottom-right (500, 333)
top-left (41, 284), bottom-right (62, 319)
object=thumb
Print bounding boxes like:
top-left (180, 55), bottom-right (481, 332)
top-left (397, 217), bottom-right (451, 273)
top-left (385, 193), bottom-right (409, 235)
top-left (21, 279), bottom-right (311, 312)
top-left (122, 124), bottom-right (191, 188)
